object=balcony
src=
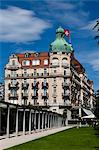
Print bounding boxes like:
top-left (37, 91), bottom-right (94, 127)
top-left (62, 63), bottom-right (69, 68)
top-left (62, 82), bottom-right (70, 88)
top-left (62, 93), bottom-right (70, 99)
top-left (31, 93), bottom-right (38, 99)
top-left (7, 65), bottom-right (19, 70)
top-left (52, 83), bottom-right (57, 87)
top-left (23, 74), bottom-right (29, 78)
top-left (42, 82), bottom-right (48, 89)
top-left (32, 82), bottom-right (39, 89)
top-left (59, 101), bottom-right (71, 108)
top-left (52, 93), bottom-right (57, 98)
top-left (8, 93), bottom-right (18, 100)
top-left (50, 63), bottom-right (60, 68)
top-left (22, 92), bottom-right (28, 99)
top-left (22, 83), bottom-right (29, 89)
top-left (8, 82), bottom-right (19, 90)
top-left (41, 93), bottom-right (49, 99)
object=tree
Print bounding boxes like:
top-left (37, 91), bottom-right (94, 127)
top-left (94, 90), bottom-right (99, 119)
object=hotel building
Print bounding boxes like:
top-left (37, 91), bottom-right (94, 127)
top-left (4, 27), bottom-right (95, 120)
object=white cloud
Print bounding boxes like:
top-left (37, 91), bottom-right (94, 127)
top-left (42, 1), bottom-right (90, 28)
top-left (0, 6), bottom-right (51, 43)
top-left (76, 50), bottom-right (99, 71)
top-left (45, 1), bottom-right (76, 10)
top-left (81, 18), bottom-right (99, 31)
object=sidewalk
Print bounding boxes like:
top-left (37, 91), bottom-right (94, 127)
top-left (0, 126), bottom-right (76, 150)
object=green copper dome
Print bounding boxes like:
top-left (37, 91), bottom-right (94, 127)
top-left (56, 26), bottom-right (64, 33)
top-left (50, 26), bottom-right (73, 53)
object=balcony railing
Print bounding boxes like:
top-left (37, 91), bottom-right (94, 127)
top-left (32, 82), bottom-right (39, 89)
top-left (8, 82), bottom-right (19, 89)
top-left (41, 93), bottom-right (49, 99)
top-left (8, 93), bottom-right (18, 99)
top-left (22, 92), bottom-right (28, 98)
top-left (52, 82), bottom-right (57, 87)
top-left (42, 82), bottom-right (48, 89)
top-left (61, 63), bottom-right (69, 68)
top-left (50, 63), bottom-right (60, 68)
top-left (62, 93), bottom-right (70, 99)
top-left (22, 83), bottom-right (29, 89)
top-left (62, 82), bottom-right (70, 87)
top-left (31, 93), bottom-right (38, 99)
top-left (7, 65), bottom-right (19, 70)
top-left (52, 93), bottom-right (57, 97)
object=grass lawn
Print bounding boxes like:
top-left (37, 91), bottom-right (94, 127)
top-left (8, 127), bottom-right (99, 150)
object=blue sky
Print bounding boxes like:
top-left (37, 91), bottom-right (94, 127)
top-left (0, 0), bottom-right (99, 90)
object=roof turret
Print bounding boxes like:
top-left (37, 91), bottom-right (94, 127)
top-left (50, 26), bottom-right (73, 53)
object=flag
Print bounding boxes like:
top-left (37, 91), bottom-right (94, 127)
top-left (64, 29), bottom-right (70, 37)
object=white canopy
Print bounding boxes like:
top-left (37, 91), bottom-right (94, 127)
top-left (82, 108), bottom-right (95, 119)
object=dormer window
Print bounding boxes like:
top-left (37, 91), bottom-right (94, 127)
top-left (44, 59), bottom-right (48, 65)
top-left (22, 60), bottom-right (30, 66)
top-left (62, 58), bottom-right (67, 65)
top-left (32, 60), bottom-right (40, 66)
top-left (25, 53), bottom-right (30, 58)
top-left (52, 58), bottom-right (59, 65)
top-left (12, 60), bottom-right (16, 66)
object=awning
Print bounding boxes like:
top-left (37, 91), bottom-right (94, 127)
top-left (82, 108), bottom-right (95, 119)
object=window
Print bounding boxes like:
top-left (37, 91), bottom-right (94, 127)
top-left (54, 70), bottom-right (56, 73)
top-left (22, 60), bottom-right (30, 66)
top-left (64, 78), bottom-right (66, 82)
top-left (34, 79), bottom-right (36, 85)
top-left (34, 69), bottom-right (36, 76)
top-left (53, 78), bottom-right (56, 82)
top-left (52, 58), bottom-right (59, 65)
top-left (11, 71), bottom-right (16, 77)
top-left (25, 53), bottom-right (30, 58)
top-left (53, 98), bottom-right (56, 103)
top-left (11, 79), bottom-right (16, 84)
top-left (44, 59), bottom-right (48, 65)
top-left (64, 70), bottom-right (66, 75)
top-left (44, 89), bottom-right (47, 96)
top-left (24, 79), bottom-right (27, 83)
top-left (44, 68), bottom-right (47, 75)
top-left (24, 69), bottom-right (27, 76)
top-left (53, 87), bottom-right (56, 93)
top-left (12, 60), bottom-right (16, 66)
top-left (11, 89), bottom-right (17, 96)
top-left (44, 78), bottom-right (46, 83)
top-left (32, 60), bottom-right (40, 66)
top-left (62, 58), bottom-right (67, 65)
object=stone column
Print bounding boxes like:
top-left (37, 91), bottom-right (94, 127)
top-left (16, 107), bottom-right (18, 136)
top-left (43, 112), bottom-right (45, 129)
top-left (41, 112), bottom-right (44, 130)
top-left (48, 113), bottom-right (50, 128)
top-left (29, 109), bottom-right (31, 134)
top-left (45, 112), bottom-right (47, 129)
top-left (7, 106), bottom-right (10, 138)
top-left (34, 111), bottom-right (36, 131)
top-left (38, 111), bottom-right (40, 131)
top-left (67, 109), bottom-right (71, 125)
top-left (23, 109), bottom-right (25, 135)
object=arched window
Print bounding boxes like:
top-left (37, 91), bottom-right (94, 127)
top-left (32, 60), bottom-right (40, 66)
top-left (52, 58), bottom-right (59, 65)
top-left (62, 58), bottom-right (67, 65)
top-left (22, 60), bottom-right (30, 66)
top-left (44, 59), bottom-right (48, 65)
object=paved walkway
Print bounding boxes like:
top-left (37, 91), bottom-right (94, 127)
top-left (0, 126), bottom-right (76, 150)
